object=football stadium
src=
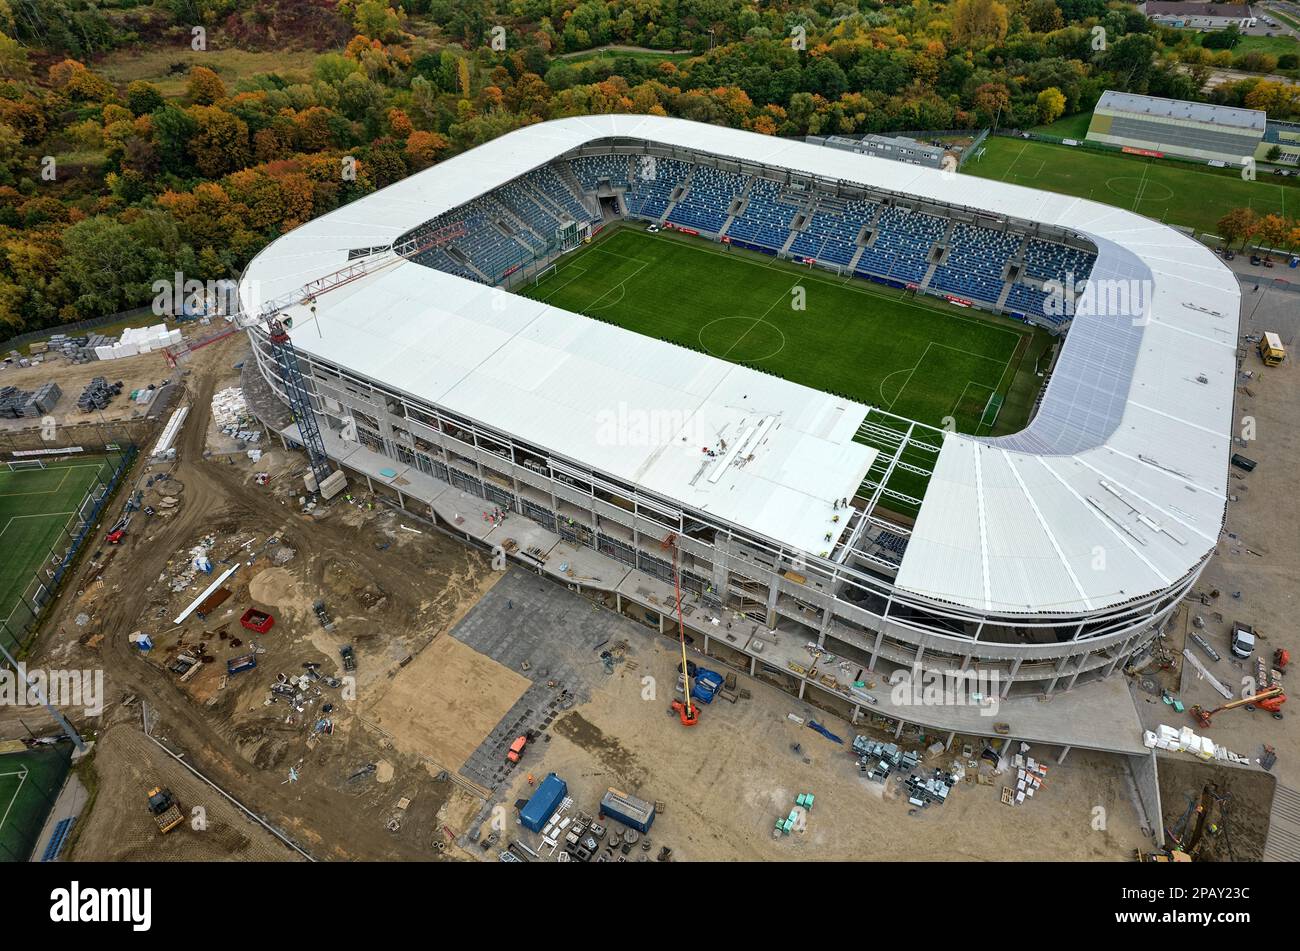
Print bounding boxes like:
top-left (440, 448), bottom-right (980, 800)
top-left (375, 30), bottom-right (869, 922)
top-left (238, 115), bottom-right (1236, 746)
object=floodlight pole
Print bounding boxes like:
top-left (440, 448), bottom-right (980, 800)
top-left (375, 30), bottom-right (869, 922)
top-left (0, 639), bottom-right (87, 753)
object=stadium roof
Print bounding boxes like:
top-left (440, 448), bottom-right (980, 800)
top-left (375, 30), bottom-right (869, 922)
top-left (1096, 90), bottom-right (1266, 133)
top-left (240, 115), bottom-right (1237, 616)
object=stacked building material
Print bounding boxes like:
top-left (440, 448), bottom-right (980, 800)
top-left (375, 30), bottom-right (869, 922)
top-left (211, 386), bottom-right (251, 428)
top-left (904, 768), bottom-right (958, 808)
top-left (852, 736), bottom-right (921, 783)
top-left (0, 381), bottom-right (60, 417)
top-left (93, 323), bottom-right (183, 360)
top-left (27, 381), bottom-right (60, 415)
top-left (77, 377), bottom-right (121, 412)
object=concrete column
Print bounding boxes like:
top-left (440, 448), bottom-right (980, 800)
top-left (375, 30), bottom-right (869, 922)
top-left (869, 630), bottom-right (884, 672)
top-left (1067, 663), bottom-right (1083, 692)
top-left (944, 731), bottom-right (956, 750)
top-left (764, 574), bottom-right (780, 630)
top-left (851, 704), bottom-right (860, 724)
top-left (365, 474), bottom-right (373, 493)
top-left (1057, 745), bottom-right (1071, 765)
top-left (615, 593), bottom-right (622, 612)
top-left (657, 613), bottom-right (664, 634)
top-left (1002, 657), bottom-right (1022, 698)
top-left (397, 490), bottom-right (405, 510)
top-left (703, 633), bottom-right (710, 656)
top-left (894, 718), bottom-right (905, 739)
top-left (797, 679), bottom-right (806, 700)
top-left (749, 655), bottom-right (757, 676)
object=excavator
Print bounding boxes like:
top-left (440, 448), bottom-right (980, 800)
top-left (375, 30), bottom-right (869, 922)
top-left (1191, 686), bottom-right (1285, 728)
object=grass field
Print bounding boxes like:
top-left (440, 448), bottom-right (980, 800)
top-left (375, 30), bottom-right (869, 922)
top-left (525, 226), bottom-right (1051, 439)
top-left (0, 746), bottom-right (73, 861)
top-left (965, 136), bottom-right (1298, 234)
top-left (0, 458), bottom-right (113, 644)
top-left (1030, 111), bottom-right (1094, 139)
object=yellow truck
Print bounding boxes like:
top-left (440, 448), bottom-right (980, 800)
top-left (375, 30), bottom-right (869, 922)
top-left (1258, 332), bottom-right (1286, 367)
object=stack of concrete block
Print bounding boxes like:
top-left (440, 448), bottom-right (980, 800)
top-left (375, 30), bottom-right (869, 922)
top-left (77, 377), bottom-right (120, 412)
top-left (0, 381), bottom-right (60, 418)
top-left (48, 333), bottom-right (102, 365)
top-left (211, 386), bottom-right (251, 429)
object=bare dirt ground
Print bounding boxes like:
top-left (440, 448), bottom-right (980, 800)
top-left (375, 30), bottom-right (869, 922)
top-left (457, 603), bottom-right (1149, 862)
top-left (1, 339), bottom-right (184, 431)
top-left (70, 722), bottom-right (302, 862)
top-left (12, 293), bottom-right (1286, 862)
top-left (1157, 755), bottom-right (1273, 862)
top-left (21, 333), bottom-right (497, 861)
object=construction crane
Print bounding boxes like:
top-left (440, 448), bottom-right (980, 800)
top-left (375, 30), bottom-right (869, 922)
top-left (233, 223), bottom-right (471, 490)
top-left (661, 532), bottom-right (699, 727)
top-left (268, 313), bottom-right (332, 487)
top-left (1191, 686), bottom-right (1285, 728)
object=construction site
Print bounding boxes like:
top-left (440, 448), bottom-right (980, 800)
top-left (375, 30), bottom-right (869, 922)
top-left (1, 118), bottom-right (1297, 868)
top-left (0, 296), bottom-right (1293, 864)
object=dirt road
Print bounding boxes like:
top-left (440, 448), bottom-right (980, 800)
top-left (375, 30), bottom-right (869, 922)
top-left (31, 334), bottom-right (493, 861)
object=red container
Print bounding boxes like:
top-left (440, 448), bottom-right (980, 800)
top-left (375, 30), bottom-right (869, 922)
top-left (239, 608), bottom-right (274, 634)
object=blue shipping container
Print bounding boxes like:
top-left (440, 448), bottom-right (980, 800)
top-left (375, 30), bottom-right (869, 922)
top-left (520, 773), bottom-right (568, 832)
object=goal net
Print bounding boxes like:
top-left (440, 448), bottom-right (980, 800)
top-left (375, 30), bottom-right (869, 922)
top-left (5, 460), bottom-right (46, 471)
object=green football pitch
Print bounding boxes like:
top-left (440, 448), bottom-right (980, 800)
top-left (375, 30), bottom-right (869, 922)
top-left (525, 226), bottom-right (1052, 440)
top-left (0, 746), bottom-right (74, 861)
top-left (0, 457), bottom-right (113, 647)
top-left (965, 137), bottom-right (1297, 235)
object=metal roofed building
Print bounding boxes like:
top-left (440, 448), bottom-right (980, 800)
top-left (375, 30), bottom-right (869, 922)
top-left (807, 133), bottom-right (954, 169)
top-left (1087, 90), bottom-right (1267, 164)
top-left (1140, 2), bottom-right (1255, 29)
top-left (239, 115), bottom-right (1237, 723)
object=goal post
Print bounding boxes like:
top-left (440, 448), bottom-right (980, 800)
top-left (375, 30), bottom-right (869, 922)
top-left (534, 263), bottom-right (557, 286)
top-left (980, 392), bottom-right (1004, 429)
top-left (5, 459), bottom-right (46, 471)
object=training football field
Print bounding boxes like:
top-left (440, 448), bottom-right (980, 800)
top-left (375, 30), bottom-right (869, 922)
top-left (965, 137), bottom-right (1296, 235)
top-left (0, 457), bottom-right (113, 643)
top-left (525, 227), bottom-right (1051, 440)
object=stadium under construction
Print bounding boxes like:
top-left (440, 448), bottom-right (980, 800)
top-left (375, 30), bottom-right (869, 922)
top-left (237, 115), bottom-right (1238, 758)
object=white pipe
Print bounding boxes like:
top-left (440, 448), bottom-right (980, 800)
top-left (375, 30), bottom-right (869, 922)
top-left (173, 565), bottom-right (238, 624)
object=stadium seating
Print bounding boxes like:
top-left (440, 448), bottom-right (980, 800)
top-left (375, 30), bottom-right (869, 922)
top-left (1023, 238), bottom-right (1094, 284)
top-left (623, 156), bottom-right (691, 220)
top-left (1004, 281), bottom-right (1054, 320)
top-left (667, 165), bottom-right (747, 234)
top-left (929, 223), bottom-right (1020, 303)
top-left (571, 153), bottom-right (633, 190)
top-left (531, 164), bottom-right (598, 224)
top-left (396, 150), bottom-right (1099, 328)
top-left (856, 207), bottom-right (946, 283)
top-left (725, 179), bottom-right (795, 251)
top-left (788, 197), bottom-right (879, 266)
